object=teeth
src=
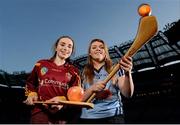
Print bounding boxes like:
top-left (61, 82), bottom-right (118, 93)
top-left (61, 51), bottom-right (67, 54)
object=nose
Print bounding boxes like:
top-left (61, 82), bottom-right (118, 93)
top-left (96, 47), bottom-right (101, 51)
top-left (63, 45), bottom-right (68, 50)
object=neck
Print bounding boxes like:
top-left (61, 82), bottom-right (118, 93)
top-left (92, 60), bottom-right (105, 70)
top-left (54, 56), bottom-right (66, 66)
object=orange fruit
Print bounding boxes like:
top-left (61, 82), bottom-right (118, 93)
top-left (67, 86), bottom-right (84, 101)
top-left (138, 4), bottom-right (151, 17)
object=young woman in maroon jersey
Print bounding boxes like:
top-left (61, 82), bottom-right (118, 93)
top-left (24, 36), bottom-right (81, 124)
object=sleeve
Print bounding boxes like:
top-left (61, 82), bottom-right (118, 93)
top-left (81, 81), bottom-right (89, 90)
top-left (118, 68), bottom-right (125, 77)
top-left (25, 63), bottom-right (40, 96)
top-left (69, 65), bottom-right (81, 87)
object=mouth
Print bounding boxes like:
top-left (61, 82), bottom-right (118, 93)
top-left (60, 51), bottom-right (69, 55)
top-left (95, 52), bottom-right (102, 55)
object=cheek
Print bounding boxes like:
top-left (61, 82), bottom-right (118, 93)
top-left (56, 46), bottom-right (61, 51)
top-left (89, 52), bottom-right (95, 57)
top-left (69, 49), bottom-right (73, 54)
top-left (102, 52), bottom-right (106, 57)
top-left (100, 54), bottom-right (106, 60)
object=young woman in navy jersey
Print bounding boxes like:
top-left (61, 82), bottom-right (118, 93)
top-left (24, 36), bottom-right (81, 124)
top-left (80, 39), bottom-right (134, 124)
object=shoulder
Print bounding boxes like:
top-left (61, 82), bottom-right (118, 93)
top-left (65, 63), bottom-right (79, 74)
top-left (34, 59), bottom-right (50, 67)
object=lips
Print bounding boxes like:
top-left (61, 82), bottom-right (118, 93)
top-left (94, 52), bottom-right (103, 55)
top-left (60, 51), bottom-right (69, 55)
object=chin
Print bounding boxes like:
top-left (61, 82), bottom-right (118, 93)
top-left (97, 58), bottom-right (105, 63)
top-left (98, 56), bottom-right (105, 61)
top-left (93, 56), bottom-right (104, 62)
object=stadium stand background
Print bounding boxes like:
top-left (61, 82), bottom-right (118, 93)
top-left (0, 20), bottom-right (179, 123)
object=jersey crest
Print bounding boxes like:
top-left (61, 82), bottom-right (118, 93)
top-left (41, 67), bottom-right (48, 76)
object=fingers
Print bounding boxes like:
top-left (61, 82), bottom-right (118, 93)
top-left (42, 103), bottom-right (49, 109)
top-left (92, 83), bottom-right (105, 92)
top-left (120, 56), bottom-right (132, 65)
top-left (24, 95), bottom-right (64, 112)
top-left (44, 96), bottom-right (64, 111)
top-left (51, 105), bottom-right (63, 110)
top-left (24, 96), bottom-right (37, 105)
top-left (48, 105), bottom-right (64, 114)
top-left (46, 96), bottom-right (64, 103)
top-left (119, 56), bottom-right (133, 72)
top-left (24, 92), bottom-right (38, 105)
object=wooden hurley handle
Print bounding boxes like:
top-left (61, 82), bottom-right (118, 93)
top-left (86, 16), bottom-right (158, 103)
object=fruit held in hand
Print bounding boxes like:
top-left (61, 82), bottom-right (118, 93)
top-left (67, 86), bottom-right (84, 101)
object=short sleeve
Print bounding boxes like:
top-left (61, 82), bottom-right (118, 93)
top-left (118, 68), bottom-right (125, 77)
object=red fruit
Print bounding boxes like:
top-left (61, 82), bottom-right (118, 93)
top-left (67, 86), bottom-right (84, 101)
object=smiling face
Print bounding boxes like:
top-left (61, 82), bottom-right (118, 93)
top-left (56, 37), bottom-right (73, 60)
top-left (89, 41), bottom-right (106, 63)
top-left (84, 39), bottom-right (113, 84)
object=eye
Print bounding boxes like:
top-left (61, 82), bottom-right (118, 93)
top-left (59, 43), bottom-right (65, 47)
top-left (91, 46), bottom-right (97, 50)
top-left (68, 44), bottom-right (73, 49)
top-left (100, 47), bottom-right (104, 50)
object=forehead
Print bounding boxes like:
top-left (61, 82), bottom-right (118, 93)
top-left (59, 38), bottom-right (73, 45)
top-left (91, 41), bottom-right (104, 46)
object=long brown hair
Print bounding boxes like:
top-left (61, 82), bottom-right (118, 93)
top-left (51, 35), bottom-right (75, 62)
top-left (82, 39), bottom-right (113, 84)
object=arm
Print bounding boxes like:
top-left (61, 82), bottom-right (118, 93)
top-left (69, 65), bottom-right (81, 87)
top-left (117, 56), bottom-right (134, 98)
top-left (82, 81), bottom-right (105, 102)
top-left (24, 63), bottom-right (39, 105)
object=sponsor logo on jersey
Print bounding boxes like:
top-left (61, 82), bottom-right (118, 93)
top-left (43, 79), bottom-right (69, 89)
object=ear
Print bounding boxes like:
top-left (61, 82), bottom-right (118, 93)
top-left (55, 47), bottom-right (58, 52)
top-left (104, 55), bottom-right (107, 61)
top-left (89, 52), bottom-right (92, 57)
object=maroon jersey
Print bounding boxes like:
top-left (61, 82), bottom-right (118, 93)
top-left (26, 59), bottom-right (80, 101)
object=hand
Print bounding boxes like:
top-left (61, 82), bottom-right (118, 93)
top-left (119, 56), bottom-right (133, 73)
top-left (23, 92), bottom-right (38, 105)
top-left (91, 81), bottom-right (105, 92)
top-left (44, 96), bottom-right (65, 113)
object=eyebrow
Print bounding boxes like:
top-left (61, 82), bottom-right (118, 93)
top-left (59, 41), bottom-right (73, 45)
top-left (92, 44), bottom-right (104, 47)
